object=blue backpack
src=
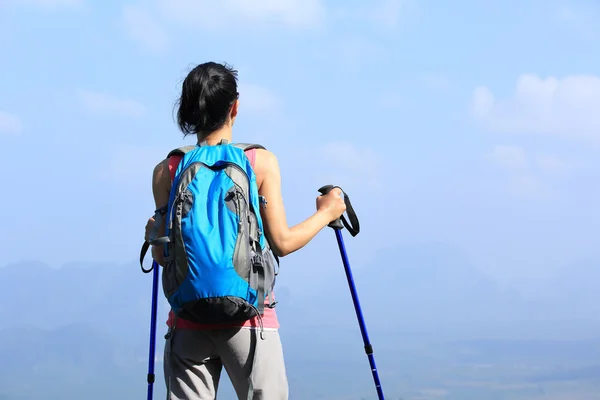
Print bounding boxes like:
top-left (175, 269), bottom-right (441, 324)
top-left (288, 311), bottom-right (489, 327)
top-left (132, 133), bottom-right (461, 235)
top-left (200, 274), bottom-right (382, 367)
top-left (149, 140), bottom-right (279, 325)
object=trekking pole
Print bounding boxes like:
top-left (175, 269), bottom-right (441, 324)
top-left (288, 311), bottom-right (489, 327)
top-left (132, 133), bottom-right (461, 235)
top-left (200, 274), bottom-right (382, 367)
top-left (140, 208), bottom-right (170, 400)
top-left (318, 185), bottom-right (385, 400)
top-left (145, 259), bottom-right (160, 400)
top-left (140, 239), bottom-right (161, 400)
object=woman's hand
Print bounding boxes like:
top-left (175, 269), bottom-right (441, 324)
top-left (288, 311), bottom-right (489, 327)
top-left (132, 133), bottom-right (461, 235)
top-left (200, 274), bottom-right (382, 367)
top-left (316, 187), bottom-right (347, 222)
top-left (145, 217), bottom-right (155, 242)
top-left (145, 216), bottom-right (165, 266)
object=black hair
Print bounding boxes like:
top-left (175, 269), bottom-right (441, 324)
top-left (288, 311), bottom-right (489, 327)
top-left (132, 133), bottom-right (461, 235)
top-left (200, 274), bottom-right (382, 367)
top-left (176, 61), bottom-right (239, 137)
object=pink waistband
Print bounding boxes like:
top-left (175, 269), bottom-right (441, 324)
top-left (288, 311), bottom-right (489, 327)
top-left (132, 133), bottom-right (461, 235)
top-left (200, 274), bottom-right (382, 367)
top-left (166, 297), bottom-right (279, 330)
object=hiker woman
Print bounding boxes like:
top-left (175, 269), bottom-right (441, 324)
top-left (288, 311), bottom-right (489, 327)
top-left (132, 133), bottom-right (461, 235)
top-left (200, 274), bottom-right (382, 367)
top-left (145, 61), bottom-right (346, 400)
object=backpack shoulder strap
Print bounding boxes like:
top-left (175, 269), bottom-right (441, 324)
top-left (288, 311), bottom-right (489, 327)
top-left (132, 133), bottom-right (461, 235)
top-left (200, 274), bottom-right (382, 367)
top-left (231, 143), bottom-right (280, 270)
top-left (231, 143), bottom-right (266, 152)
top-left (231, 143), bottom-right (264, 173)
top-left (245, 147), bottom-right (257, 168)
top-left (167, 145), bottom-right (197, 158)
top-left (167, 144), bottom-right (259, 182)
top-left (166, 145), bottom-right (196, 182)
top-left (168, 155), bottom-right (182, 183)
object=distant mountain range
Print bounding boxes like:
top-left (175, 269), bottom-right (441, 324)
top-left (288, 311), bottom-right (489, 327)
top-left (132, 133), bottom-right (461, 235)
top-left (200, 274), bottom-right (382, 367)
top-left (2, 242), bottom-right (599, 339)
top-left (1, 243), bottom-right (599, 399)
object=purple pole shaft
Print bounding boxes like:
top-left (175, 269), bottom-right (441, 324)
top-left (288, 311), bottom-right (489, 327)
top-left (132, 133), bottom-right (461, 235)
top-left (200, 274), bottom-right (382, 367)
top-left (146, 260), bottom-right (160, 400)
top-left (334, 229), bottom-right (385, 400)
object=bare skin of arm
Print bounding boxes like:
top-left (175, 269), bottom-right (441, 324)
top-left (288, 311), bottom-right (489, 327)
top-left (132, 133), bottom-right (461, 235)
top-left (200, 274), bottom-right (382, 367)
top-left (145, 148), bottom-right (345, 262)
top-left (148, 158), bottom-right (171, 266)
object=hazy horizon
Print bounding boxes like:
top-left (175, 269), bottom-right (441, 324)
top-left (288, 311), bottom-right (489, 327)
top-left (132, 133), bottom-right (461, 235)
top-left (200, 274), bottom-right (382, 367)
top-left (1, 254), bottom-right (599, 399)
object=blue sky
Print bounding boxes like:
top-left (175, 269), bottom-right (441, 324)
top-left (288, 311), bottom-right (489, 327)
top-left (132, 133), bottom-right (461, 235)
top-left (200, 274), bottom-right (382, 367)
top-left (1, 0), bottom-right (600, 287)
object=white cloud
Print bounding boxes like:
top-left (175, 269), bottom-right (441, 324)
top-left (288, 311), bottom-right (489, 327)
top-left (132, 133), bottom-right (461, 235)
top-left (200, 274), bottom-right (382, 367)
top-left (283, 141), bottom-right (383, 195)
top-left (487, 145), bottom-right (528, 169)
top-left (237, 83), bottom-right (281, 115)
top-left (486, 150), bottom-right (545, 198)
top-left (469, 74), bottom-right (600, 141)
top-left (78, 90), bottom-right (146, 117)
top-left (535, 154), bottom-right (568, 173)
top-left (368, 0), bottom-right (411, 30)
top-left (123, 0), bottom-right (325, 49)
top-left (122, 4), bottom-right (168, 52)
top-left (484, 145), bottom-right (578, 198)
top-left (315, 141), bottom-right (383, 191)
top-left (486, 145), bottom-right (578, 175)
top-left (534, 154), bottom-right (583, 176)
top-left (9, 0), bottom-right (82, 6)
top-left (156, 0), bottom-right (326, 30)
top-left (508, 173), bottom-right (543, 198)
top-left (0, 111), bottom-right (23, 135)
top-left (556, 5), bottom-right (596, 39)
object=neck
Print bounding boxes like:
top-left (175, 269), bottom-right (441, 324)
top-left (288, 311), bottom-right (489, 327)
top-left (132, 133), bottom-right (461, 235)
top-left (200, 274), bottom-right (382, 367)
top-left (197, 126), bottom-right (233, 146)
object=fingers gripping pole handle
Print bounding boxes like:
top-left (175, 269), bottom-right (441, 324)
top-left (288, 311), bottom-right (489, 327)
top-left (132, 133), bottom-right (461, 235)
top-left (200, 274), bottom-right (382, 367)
top-left (317, 185), bottom-right (360, 237)
top-left (318, 185), bottom-right (344, 230)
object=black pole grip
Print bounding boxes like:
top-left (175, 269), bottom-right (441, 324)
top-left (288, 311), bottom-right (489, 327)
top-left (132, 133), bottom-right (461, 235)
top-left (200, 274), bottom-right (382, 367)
top-left (318, 185), bottom-right (344, 230)
top-left (317, 185), bottom-right (360, 236)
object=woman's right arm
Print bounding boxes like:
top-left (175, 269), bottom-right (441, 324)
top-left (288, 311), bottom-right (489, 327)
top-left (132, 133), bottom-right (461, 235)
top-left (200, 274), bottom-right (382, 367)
top-left (148, 158), bottom-right (171, 266)
top-left (254, 149), bottom-right (346, 257)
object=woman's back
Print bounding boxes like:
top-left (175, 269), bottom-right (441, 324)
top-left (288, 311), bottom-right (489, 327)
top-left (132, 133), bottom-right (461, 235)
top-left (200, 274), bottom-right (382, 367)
top-left (160, 145), bottom-right (281, 331)
top-left (146, 61), bottom-right (346, 400)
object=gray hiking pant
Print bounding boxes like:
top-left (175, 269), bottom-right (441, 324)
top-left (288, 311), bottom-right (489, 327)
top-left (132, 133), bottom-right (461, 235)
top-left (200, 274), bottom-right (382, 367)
top-left (163, 327), bottom-right (289, 400)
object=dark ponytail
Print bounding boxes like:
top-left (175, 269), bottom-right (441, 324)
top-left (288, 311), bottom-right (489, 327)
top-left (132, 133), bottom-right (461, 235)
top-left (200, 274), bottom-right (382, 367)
top-left (176, 62), bottom-right (239, 137)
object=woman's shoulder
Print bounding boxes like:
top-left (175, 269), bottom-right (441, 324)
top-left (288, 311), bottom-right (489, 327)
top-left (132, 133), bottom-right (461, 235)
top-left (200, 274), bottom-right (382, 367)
top-left (252, 148), bottom-right (280, 182)
top-left (152, 157), bottom-right (171, 189)
top-left (254, 148), bottom-right (278, 169)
